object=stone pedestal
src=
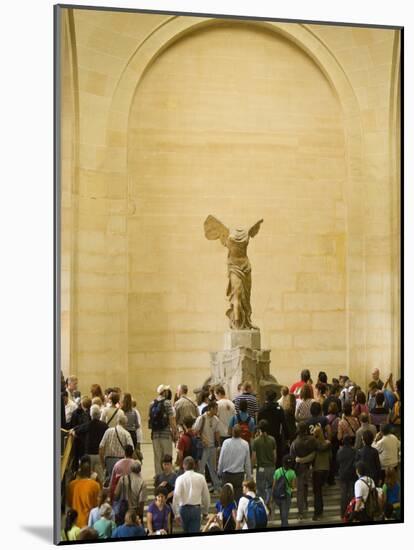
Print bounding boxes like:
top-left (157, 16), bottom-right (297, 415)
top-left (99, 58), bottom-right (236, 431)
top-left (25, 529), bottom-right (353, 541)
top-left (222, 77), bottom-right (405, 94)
top-left (208, 329), bottom-right (280, 404)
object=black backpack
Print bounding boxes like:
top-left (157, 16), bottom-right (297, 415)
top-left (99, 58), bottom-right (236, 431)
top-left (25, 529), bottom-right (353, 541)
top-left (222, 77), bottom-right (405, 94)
top-left (273, 469), bottom-right (289, 501)
top-left (149, 399), bottom-right (168, 431)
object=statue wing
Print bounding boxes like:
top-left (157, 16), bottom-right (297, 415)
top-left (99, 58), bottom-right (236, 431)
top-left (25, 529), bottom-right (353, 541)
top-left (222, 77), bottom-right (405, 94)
top-left (248, 219), bottom-right (264, 238)
top-left (204, 215), bottom-right (229, 245)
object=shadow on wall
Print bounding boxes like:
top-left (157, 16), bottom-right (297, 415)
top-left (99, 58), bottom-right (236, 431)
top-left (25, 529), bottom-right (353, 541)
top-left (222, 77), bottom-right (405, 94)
top-left (20, 525), bottom-right (53, 543)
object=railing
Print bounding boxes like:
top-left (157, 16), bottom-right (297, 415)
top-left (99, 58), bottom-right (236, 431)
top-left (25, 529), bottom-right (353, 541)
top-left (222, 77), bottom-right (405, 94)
top-left (60, 429), bottom-right (74, 481)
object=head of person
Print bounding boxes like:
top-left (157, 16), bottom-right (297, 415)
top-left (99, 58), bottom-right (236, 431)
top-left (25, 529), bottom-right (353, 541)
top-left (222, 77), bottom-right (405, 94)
top-left (177, 384), bottom-right (188, 397)
top-left (220, 482), bottom-right (235, 507)
top-left (339, 375), bottom-right (349, 388)
top-left (362, 429), bottom-right (374, 447)
top-left (214, 385), bottom-right (226, 400)
top-left (300, 369), bottom-right (311, 383)
top-left (328, 402), bottom-right (338, 416)
top-left (381, 424), bottom-right (392, 436)
top-left (280, 386), bottom-right (289, 397)
top-left (156, 384), bottom-right (170, 399)
top-left (237, 383), bottom-right (243, 393)
top-left (375, 392), bottom-right (386, 407)
top-left (332, 378), bottom-right (339, 386)
top-left (360, 412), bottom-right (369, 425)
top-left (355, 391), bottom-right (366, 405)
top-left (117, 415), bottom-right (128, 430)
top-left (90, 404), bottom-right (101, 420)
top-left (81, 396), bottom-right (92, 411)
top-left (343, 401), bottom-right (353, 417)
top-left (67, 375), bottom-right (78, 392)
top-left (265, 390), bottom-right (277, 402)
top-left (183, 456), bottom-right (195, 471)
top-left (300, 383), bottom-right (313, 401)
top-left (239, 399), bottom-right (248, 413)
top-left (205, 401), bottom-right (217, 417)
top-left (199, 390), bottom-right (210, 405)
top-left (110, 392), bottom-right (120, 407)
top-left (90, 383), bottom-right (103, 400)
top-left (315, 382), bottom-right (327, 398)
top-left (99, 503), bottom-right (113, 520)
top-left (258, 419), bottom-right (269, 434)
top-left (282, 454), bottom-right (295, 470)
top-left (384, 467), bottom-right (398, 488)
top-left (98, 488), bottom-right (109, 507)
top-left (124, 444), bottom-right (134, 459)
top-left (124, 510), bottom-right (138, 526)
top-left (368, 381), bottom-right (378, 396)
top-left (78, 528), bottom-right (99, 541)
top-left (104, 388), bottom-right (115, 404)
top-left (372, 368), bottom-right (380, 381)
top-left (121, 392), bottom-right (132, 412)
top-left (162, 454), bottom-right (173, 472)
top-left (78, 456), bottom-right (91, 478)
top-left (183, 416), bottom-right (195, 431)
top-left (91, 397), bottom-right (102, 408)
top-left (232, 425), bottom-right (242, 439)
top-left (130, 461), bottom-right (142, 475)
top-left (330, 383), bottom-right (340, 397)
top-left (155, 486), bottom-right (168, 506)
top-left (242, 479), bottom-right (256, 495)
top-left (355, 461), bottom-right (368, 478)
top-left (318, 371), bottom-right (328, 384)
top-left (297, 421), bottom-right (309, 437)
top-left (242, 381), bottom-right (253, 394)
top-left (310, 401), bottom-right (322, 418)
top-left (64, 509), bottom-right (78, 533)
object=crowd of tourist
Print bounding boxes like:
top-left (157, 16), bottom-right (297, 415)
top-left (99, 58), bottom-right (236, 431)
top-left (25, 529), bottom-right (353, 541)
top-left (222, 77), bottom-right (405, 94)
top-left (60, 367), bottom-right (402, 540)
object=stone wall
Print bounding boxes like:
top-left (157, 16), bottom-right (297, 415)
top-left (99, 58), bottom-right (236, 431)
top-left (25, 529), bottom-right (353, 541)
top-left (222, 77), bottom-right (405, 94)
top-left (59, 8), bottom-right (400, 414)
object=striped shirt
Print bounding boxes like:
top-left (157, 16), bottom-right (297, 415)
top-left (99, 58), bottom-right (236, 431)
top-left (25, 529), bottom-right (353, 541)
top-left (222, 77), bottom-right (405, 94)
top-left (233, 393), bottom-right (259, 418)
top-left (295, 398), bottom-right (315, 422)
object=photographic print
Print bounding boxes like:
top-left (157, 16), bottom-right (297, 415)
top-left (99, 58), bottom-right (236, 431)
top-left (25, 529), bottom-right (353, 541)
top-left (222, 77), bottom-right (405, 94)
top-left (55, 3), bottom-right (402, 544)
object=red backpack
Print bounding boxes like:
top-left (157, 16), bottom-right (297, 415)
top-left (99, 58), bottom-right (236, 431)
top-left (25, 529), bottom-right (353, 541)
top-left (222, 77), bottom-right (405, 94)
top-left (236, 413), bottom-right (252, 443)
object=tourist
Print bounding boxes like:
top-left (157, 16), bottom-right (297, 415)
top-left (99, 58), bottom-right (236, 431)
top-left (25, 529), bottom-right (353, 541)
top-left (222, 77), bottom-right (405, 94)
top-left (283, 393), bottom-right (298, 446)
top-left (112, 510), bottom-right (147, 538)
top-left (382, 467), bottom-right (400, 520)
top-left (257, 390), bottom-right (288, 466)
top-left (176, 416), bottom-right (200, 469)
top-left (68, 459), bottom-right (100, 528)
top-left (326, 401), bottom-right (340, 484)
top-left (354, 412), bottom-right (377, 450)
top-left (322, 383), bottom-right (342, 415)
top-left (61, 509), bottom-right (81, 541)
top-left (93, 503), bottom-right (116, 539)
top-left (74, 404), bottom-right (107, 484)
top-left (215, 483), bottom-right (237, 531)
top-left (290, 422), bottom-right (317, 519)
top-left (197, 389), bottom-right (210, 415)
top-left (99, 415), bottom-right (134, 482)
top-left (373, 424), bottom-right (400, 476)
top-left (305, 401), bottom-right (331, 440)
top-left (214, 385), bottom-right (236, 446)
top-left (229, 398), bottom-right (255, 445)
top-left (109, 444), bottom-right (136, 499)
top-left (233, 381), bottom-right (259, 419)
top-left (172, 456), bottom-right (210, 533)
top-left (174, 384), bottom-right (199, 429)
top-left (100, 392), bottom-right (126, 428)
top-left (367, 382), bottom-right (379, 411)
top-left (147, 487), bottom-right (172, 535)
top-left (251, 419), bottom-right (276, 509)
top-left (352, 391), bottom-right (369, 417)
top-left (114, 461), bottom-right (146, 522)
top-left (154, 454), bottom-right (177, 504)
top-left (121, 393), bottom-right (140, 449)
top-left (337, 401), bottom-right (360, 446)
top-left (389, 379), bottom-right (401, 438)
top-left (315, 382), bottom-right (328, 406)
top-left (369, 367), bottom-right (384, 391)
top-left (235, 479), bottom-right (268, 530)
top-left (217, 425), bottom-right (252, 502)
top-left (273, 454), bottom-right (296, 527)
top-left (355, 430), bottom-right (382, 485)
top-left (63, 390), bottom-right (78, 424)
top-left (295, 384), bottom-right (315, 422)
top-left (336, 435), bottom-right (357, 518)
top-left (90, 383), bottom-right (105, 402)
top-left (194, 401), bottom-right (221, 492)
top-left (277, 386), bottom-right (290, 410)
top-left (353, 462), bottom-right (380, 521)
top-left (290, 369), bottom-right (314, 398)
top-left (149, 385), bottom-right (177, 477)
top-left (67, 375), bottom-right (81, 403)
top-left (70, 396), bottom-right (92, 470)
top-left (311, 426), bottom-right (331, 521)
top-left (131, 399), bottom-right (143, 455)
top-left (370, 392), bottom-right (390, 431)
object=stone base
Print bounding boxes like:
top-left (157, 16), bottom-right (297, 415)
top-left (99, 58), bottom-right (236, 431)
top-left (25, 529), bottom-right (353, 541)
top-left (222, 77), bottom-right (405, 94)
top-left (208, 330), bottom-right (281, 403)
top-left (223, 329), bottom-right (261, 350)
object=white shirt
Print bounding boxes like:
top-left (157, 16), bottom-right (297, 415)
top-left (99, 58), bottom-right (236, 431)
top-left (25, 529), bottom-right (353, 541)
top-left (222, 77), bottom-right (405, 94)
top-left (172, 470), bottom-right (210, 516)
top-left (65, 400), bottom-right (78, 423)
top-left (354, 476), bottom-right (382, 510)
top-left (236, 492), bottom-right (267, 530)
top-left (372, 434), bottom-right (400, 468)
top-left (216, 398), bottom-right (236, 437)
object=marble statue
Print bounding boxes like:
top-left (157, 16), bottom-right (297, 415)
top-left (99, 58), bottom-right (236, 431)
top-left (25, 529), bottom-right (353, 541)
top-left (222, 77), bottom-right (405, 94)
top-left (204, 215), bottom-right (263, 330)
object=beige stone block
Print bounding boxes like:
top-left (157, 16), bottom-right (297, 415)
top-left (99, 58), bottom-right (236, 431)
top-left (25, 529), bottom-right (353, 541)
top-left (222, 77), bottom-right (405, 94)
top-left (107, 215), bottom-right (126, 234)
top-left (293, 331), bottom-right (345, 350)
top-left (312, 311), bottom-right (346, 331)
top-left (269, 333), bottom-right (293, 349)
top-left (283, 292), bottom-right (345, 312)
top-left (79, 68), bottom-right (108, 97)
top-left (296, 273), bottom-right (344, 293)
top-left (107, 130), bottom-right (127, 148)
top-left (302, 350), bottom-right (345, 366)
top-left (77, 230), bottom-right (106, 253)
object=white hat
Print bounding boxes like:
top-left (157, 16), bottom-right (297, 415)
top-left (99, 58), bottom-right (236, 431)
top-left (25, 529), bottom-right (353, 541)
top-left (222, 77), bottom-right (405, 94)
top-left (157, 384), bottom-right (170, 395)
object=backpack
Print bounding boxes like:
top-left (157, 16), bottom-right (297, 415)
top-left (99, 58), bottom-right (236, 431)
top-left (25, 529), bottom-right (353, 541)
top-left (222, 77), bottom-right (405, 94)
top-left (273, 469), bottom-right (289, 501)
top-left (245, 495), bottom-right (268, 529)
top-left (237, 413), bottom-right (252, 443)
top-left (149, 399), bottom-right (168, 431)
top-left (361, 478), bottom-right (382, 519)
top-left (184, 432), bottom-right (203, 461)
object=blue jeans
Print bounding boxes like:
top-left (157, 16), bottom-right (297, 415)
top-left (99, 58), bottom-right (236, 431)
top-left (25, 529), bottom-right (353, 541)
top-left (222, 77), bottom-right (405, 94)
top-left (180, 505), bottom-right (201, 533)
top-left (256, 466), bottom-right (274, 507)
top-left (199, 446), bottom-right (220, 490)
top-left (275, 494), bottom-right (291, 527)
